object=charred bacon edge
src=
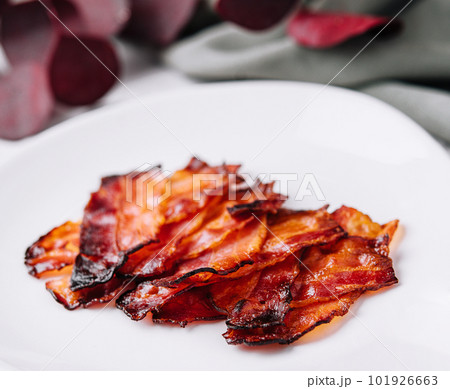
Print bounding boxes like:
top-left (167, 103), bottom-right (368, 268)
top-left (224, 292), bottom-right (361, 346)
top-left (152, 259), bottom-right (255, 288)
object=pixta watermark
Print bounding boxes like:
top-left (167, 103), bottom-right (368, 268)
top-left (125, 164), bottom-right (326, 210)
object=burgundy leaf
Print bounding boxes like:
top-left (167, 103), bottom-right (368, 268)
top-left (287, 10), bottom-right (391, 49)
top-left (0, 63), bottom-right (54, 140)
top-left (52, 0), bottom-right (131, 38)
top-left (49, 36), bottom-right (119, 106)
top-left (215, 0), bottom-right (298, 31)
top-left (0, 1), bottom-right (60, 66)
top-left (0, 0), bottom-right (8, 14)
top-left (124, 0), bottom-right (199, 46)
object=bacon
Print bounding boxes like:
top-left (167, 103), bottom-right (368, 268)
top-left (153, 207), bottom-right (343, 288)
top-left (224, 291), bottom-right (361, 345)
top-left (290, 235), bottom-right (397, 309)
top-left (120, 198), bottom-right (264, 278)
top-left (169, 182), bottom-right (286, 266)
top-left (178, 203), bottom-right (253, 260)
top-left (222, 207), bottom-right (345, 282)
top-left (211, 256), bottom-right (300, 329)
top-left (153, 216), bottom-right (268, 287)
top-left (71, 159), bottom-right (243, 290)
top-left (222, 215), bottom-right (398, 345)
top-left (116, 281), bottom-right (189, 321)
top-left (70, 173), bottom-right (165, 291)
top-left (156, 157), bottom-right (240, 224)
top-left (153, 287), bottom-right (226, 327)
top-left (147, 209), bottom-right (342, 327)
top-left (25, 221), bottom-right (80, 278)
top-left (46, 267), bottom-right (127, 310)
top-left (261, 208), bottom-right (344, 257)
top-left (332, 205), bottom-right (398, 241)
top-left (117, 282), bottom-right (225, 324)
top-left (117, 209), bottom-right (210, 278)
top-left (25, 157), bottom-right (401, 349)
top-left (226, 182), bottom-right (287, 216)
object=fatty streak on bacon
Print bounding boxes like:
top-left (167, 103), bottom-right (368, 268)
top-left (25, 221), bottom-right (80, 278)
top-left (224, 291), bottom-right (361, 345)
top-left (46, 266), bottom-right (127, 310)
top-left (211, 256), bottom-right (300, 329)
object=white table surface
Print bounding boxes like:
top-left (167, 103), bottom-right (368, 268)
top-left (0, 40), bottom-right (448, 167)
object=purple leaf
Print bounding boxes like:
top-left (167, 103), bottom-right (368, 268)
top-left (49, 36), bottom-right (119, 105)
top-left (0, 63), bottom-right (54, 140)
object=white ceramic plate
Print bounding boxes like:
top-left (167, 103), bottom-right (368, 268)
top-left (1, 82), bottom-right (449, 370)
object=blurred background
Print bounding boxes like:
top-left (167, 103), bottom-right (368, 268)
top-left (0, 0), bottom-right (449, 160)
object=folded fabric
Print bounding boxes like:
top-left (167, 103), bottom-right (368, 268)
top-left (165, 0), bottom-right (450, 143)
top-left (361, 82), bottom-right (450, 143)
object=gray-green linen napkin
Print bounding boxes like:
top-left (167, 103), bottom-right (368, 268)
top-left (165, 0), bottom-right (450, 143)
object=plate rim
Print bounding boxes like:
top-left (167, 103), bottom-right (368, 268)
top-left (1, 80), bottom-right (449, 175)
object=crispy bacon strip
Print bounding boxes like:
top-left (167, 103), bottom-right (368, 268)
top-left (25, 221), bottom-right (80, 278)
top-left (332, 205), bottom-right (398, 241)
top-left (153, 287), bottom-right (226, 327)
top-left (70, 173), bottom-right (164, 290)
top-left (71, 159), bottom-right (241, 290)
top-left (290, 235), bottom-right (397, 309)
top-left (226, 182), bottom-right (287, 216)
top-left (211, 256), bottom-right (301, 329)
top-left (178, 203), bottom-right (254, 260)
top-left (261, 208), bottom-right (343, 258)
top-left (46, 267), bottom-right (127, 310)
top-left (116, 214), bottom-right (269, 321)
top-left (154, 207), bottom-right (343, 288)
top-left (153, 216), bottom-right (268, 287)
top-left (224, 291), bottom-right (361, 345)
top-left (146, 208), bottom-right (342, 325)
top-left (223, 211), bottom-right (398, 345)
top-left (221, 207), bottom-right (345, 282)
top-left (117, 207), bottom-right (212, 278)
top-left (122, 182), bottom-right (286, 278)
top-left (116, 281), bottom-right (189, 321)
top-left (208, 208), bottom-right (348, 331)
top-left (157, 158), bottom-right (241, 224)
